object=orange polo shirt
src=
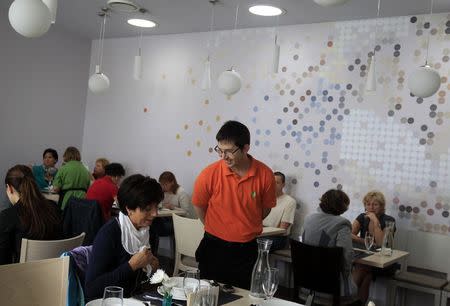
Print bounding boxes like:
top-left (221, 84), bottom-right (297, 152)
top-left (192, 156), bottom-right (276, 242)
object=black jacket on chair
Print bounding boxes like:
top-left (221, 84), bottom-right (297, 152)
top-left (63, 197), bottom-right (103, 245)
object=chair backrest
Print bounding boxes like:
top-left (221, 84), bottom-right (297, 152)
top-left (63, 197), bottom-right (103, 245)
top-left (172, 213), bottom-right (204, 275)
top-left (0, 257), bottom-right (69, 306)
top-left (290, 239), bottom-right (343, 306)
top-left (20, 232), bottom-right (85, 263)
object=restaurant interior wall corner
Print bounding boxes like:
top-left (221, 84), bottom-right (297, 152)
top-left (0, 8), bottom-right (91, 208)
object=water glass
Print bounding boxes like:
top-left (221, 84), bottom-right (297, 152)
top-left (183, 268), bottom-right (201, 298)
top-left (102, 286), bottom-right (123, 306)
top-left (262, 267), bottom-right (279, 300)
top-left (364, 233), bottom-right (374, 251)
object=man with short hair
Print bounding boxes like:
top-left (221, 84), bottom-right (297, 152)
top-left (86, 163), bottom-right (125, 221)
top-left (263, 171), bottom-right (297, 251)
top-left (192, 120), bottom-right (276, 289)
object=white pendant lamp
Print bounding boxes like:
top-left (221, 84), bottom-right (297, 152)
top-left (8, 0), bottom-right (51, 38)
top-left (366, 55), bottom-right (376, 91)
top-left (201, 57), bottom-right (212, 90)
top-left (89, 65), bottom-right (111, 94)
top-left (218, 69), bottom-right (242, 96)
top-left (202, 1), bottom-right (216, 90)
top-left (408, 65), bottom-right (440, 98)
top-left (42, 0), bottom-right (58, 24)
top-left (313, 0), bottom-right (350, 7)
top-left (366, 0), bottom-right (381, 92)
top-left (407, 0), bottom-right (440, 98)
top-left (89, 13), bottom-right (110, 94)
top-left (133, 29), bottom-right (143, 81)
top-left (218, 2), bottom-right (242, 96)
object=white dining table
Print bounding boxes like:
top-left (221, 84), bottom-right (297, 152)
top-left (259, 227), bottom-right (287, 237)
top-left (354, 248), bottom-right (409, 272)
top-left (157, 208), bottom-right (187, 217)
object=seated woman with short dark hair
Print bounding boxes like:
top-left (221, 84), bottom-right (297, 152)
top-left (302, 189), bottom-right (370, 303)
top-left (85, 174), bottom-right (163, 301)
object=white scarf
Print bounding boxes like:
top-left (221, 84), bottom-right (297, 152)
top-left (118, 212), bottom-right (153, 275)
top-left (118, 211), bottom-right (151, 254)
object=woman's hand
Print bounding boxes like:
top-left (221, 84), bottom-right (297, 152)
top-left (129, 248), bottom-right (154, 271)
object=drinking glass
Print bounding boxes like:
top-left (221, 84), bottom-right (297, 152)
top-left (262, 268), bottom-right (279, 300)
top-left (102, 286), bottom-right (123, 306)
top-left (183, 268), bottom-right (201, 299)
top-left (364, 233), bottom-right (374, 251)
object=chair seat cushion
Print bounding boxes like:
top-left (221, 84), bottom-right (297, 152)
top-left (181, 255), bottom-right (198, 268)
top-left (394, 271), bottom-right (448, 289)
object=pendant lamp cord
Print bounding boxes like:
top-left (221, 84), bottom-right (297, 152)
top-left (233, 2), bottom-right (240, 33)
top-left (425, 0), bottom-right (435, 65)
top-left (138, 28), bottom-right (143, 56)
top-left (373, 0), bottom-right (381, 54)
top-left (207, 2), bottom-right (215, 60)
top-left (99, 14), bottom-right (107, 71)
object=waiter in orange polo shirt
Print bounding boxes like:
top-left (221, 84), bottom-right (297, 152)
top-left (192, 120), bottom-right (276, 289)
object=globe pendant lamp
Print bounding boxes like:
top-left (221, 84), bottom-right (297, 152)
top-left (218, 68), bottom-right (242, 96)
top-left (217, 3), bottom-right (242, 96)
top-left (313, 0), bottom-right (350, 7)
top-left (42, 0), bottom-right (58, 24)
top-left (89, 65), bottom-right (110, 94)
top-left (8, 0), bottom-right (51, 38)
top-left (407, 0), bottom-right (440, 98)
top-left (89, 13), bottom-right (110, 94)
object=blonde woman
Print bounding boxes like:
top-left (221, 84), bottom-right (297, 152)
top-left (92, 158), bottom-right (110, 180)
top-left (351, 190), bottom-right (395, 246)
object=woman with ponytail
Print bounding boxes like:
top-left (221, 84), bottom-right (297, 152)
top-left (0, 165), bottom-right (63, 264)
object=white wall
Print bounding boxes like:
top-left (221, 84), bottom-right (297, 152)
top-left (83, 12), bottom-right (450, 240)
top-left (0, 9), bottom-right (91, 208)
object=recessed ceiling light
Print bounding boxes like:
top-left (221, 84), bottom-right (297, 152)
top-left (127, 19), bottom-right (157, 28)
top-left (249, 5), bottom-right (284, 17)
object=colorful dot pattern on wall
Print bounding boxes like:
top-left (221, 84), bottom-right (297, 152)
top-left (167, 13), bottom-right (450, 235)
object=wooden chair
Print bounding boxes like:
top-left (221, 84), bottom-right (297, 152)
top-left (0, 257), bottom-right (69, 306)
top-left (20, 232), bottom-right (85, 262)
top-left (172, 213), bottom-right (204, 276)
top-left (290, 239), bottom-right (359, 306)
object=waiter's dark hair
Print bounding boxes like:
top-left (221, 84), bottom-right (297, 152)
top-left (216, 120), bottom-right (250, 149)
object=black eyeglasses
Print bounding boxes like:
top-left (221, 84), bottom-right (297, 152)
top-left (214, 145), bottom-right (240, 157)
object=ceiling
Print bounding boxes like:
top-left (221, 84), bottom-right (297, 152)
top-left (3, 0), bottom-right (450, 39)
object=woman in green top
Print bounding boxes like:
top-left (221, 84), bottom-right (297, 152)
top-left (53, 146), bottom-right (91, 209)
top-left (31, 148), bottom-right (58, 191)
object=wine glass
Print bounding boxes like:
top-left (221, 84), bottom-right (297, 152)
top-left (183, 268), bottom-right (201, 299)
top-left (364, 232), bottom-right (374, 251)
top-left (262, 268), bottom-right (279, 300)
top-left (101, 286), bottom-right (123, 306)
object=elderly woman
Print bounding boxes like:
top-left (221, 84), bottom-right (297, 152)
top-left (92, 158), bottom-right (110, 181)
top-left (0, 165), bottom-right (62, 264)
top-left (302, 189), bottom-right (371, 303)
top-left (85, 174), bottom-right (163, 301)
top-left (351, 190), bottom-right (395, 246)
top-left (52, 147), bottom-right (91, 209)
top-left (31, 148), bottom-right (59, 191)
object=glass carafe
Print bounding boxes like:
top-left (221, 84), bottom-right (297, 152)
top-left (249, 238), bottom-right (272, 300)
top-left (381, 220), bottom-right (395, 256)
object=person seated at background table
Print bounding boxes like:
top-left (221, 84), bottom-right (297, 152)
top-left (302, 189), bottom-right (370, 303)
top-left (86, 163), bottom-right (125, 222)
top-left (0, 165), bottom-right (62, 264)
top-left (85, 174), bottom-right (162, 301)
top-left (263, 171), bottom-right (296, 251)
top-left (52, 146), bottom-right (91, 210)
top-left (91, 157), bottom-right (110, 181)
top-left (351, 190), bottom-right (395, 247)
top-left (31, 148), bottom-right (59, 191)
top-left (159, 171), bottom-right (195, 218)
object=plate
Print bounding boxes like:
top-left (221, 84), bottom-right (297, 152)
top-left (157, 277), bottom-right (211, 301)
top-left (86, 298), bottom-right (143, 306)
